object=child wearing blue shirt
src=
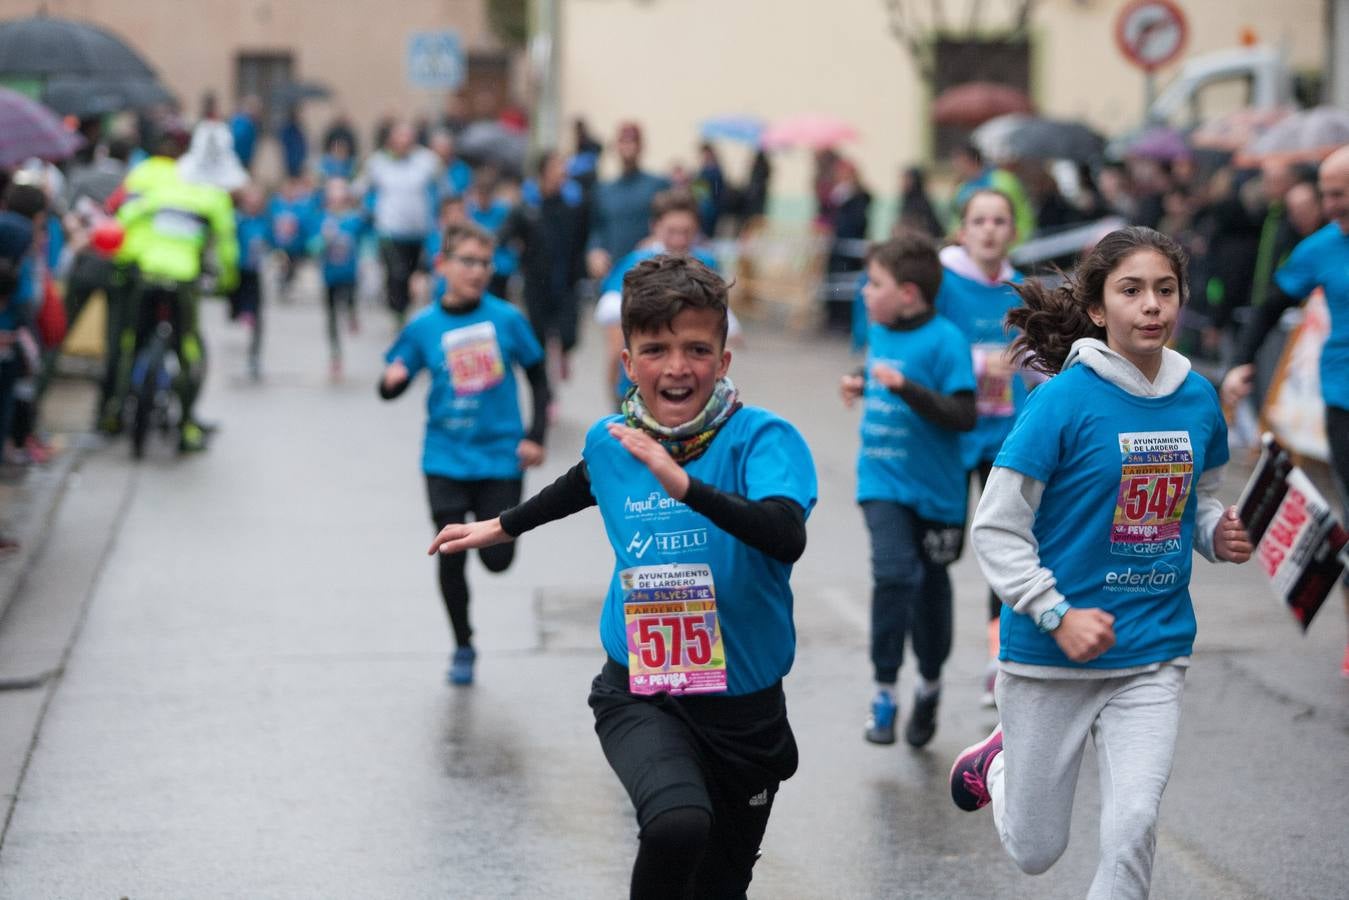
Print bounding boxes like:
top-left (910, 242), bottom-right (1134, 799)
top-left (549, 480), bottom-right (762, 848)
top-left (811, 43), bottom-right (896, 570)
top-left (951, 227), bottom-right (1253, 898)
top-left (935, 188), bottom-right (1029, 704)
top-left (231, 185), bottom-right (271, 379)
top-left (313, 178), bottom-right (368, 378)
top-left (840, 232), bottom-right (977, 749)
top-left (428, 255), bottom-right (816, 898)
top-left (268, 176), bottom-right (318, 302)
top-left (381, 222), bottom-right (551, 686)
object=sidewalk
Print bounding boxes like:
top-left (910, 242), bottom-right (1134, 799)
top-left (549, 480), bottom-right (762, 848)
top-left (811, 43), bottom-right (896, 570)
top-left (0, 376), bottom-right (98, 629)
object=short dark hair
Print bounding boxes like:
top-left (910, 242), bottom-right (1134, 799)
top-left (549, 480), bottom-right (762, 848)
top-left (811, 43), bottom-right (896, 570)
top-left (1, 183), bottom-right (47, 220)
top-left (649, 188), bottom-right (699, 223)
top-left (621, 255), bottom-right (728, 346)
top-left (441, 221), bottom-right (495, 257)
top-left (956, 142), bottom-right (984, 167)
top-left (866, 230), bottom-right (943, 306)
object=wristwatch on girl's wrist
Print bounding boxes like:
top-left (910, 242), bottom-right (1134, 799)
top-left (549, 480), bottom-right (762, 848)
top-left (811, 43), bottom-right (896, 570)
top-left (1037, 601), bottom-right (1072, 634)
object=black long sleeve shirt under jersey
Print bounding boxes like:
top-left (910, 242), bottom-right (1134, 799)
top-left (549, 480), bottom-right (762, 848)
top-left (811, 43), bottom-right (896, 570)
top-left (498, 461), bottom-right (808, 564)
top-left (856, 308), bottom-right (978, 433)
top-left (377, 298), bottom-right (551, 446)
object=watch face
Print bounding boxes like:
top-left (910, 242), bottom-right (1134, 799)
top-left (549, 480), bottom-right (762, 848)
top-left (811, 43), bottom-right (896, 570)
top-left (1039, 609), bottom-right (1061, 633)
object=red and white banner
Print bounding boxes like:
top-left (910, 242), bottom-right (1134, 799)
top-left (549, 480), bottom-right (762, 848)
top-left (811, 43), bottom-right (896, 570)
top-left (1237, 434), bottom-right (1347, 631)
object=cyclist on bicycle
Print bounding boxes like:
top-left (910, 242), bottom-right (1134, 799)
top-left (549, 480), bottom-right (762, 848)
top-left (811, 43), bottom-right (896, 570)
top-left (114, 128), bottom-right (238, 452)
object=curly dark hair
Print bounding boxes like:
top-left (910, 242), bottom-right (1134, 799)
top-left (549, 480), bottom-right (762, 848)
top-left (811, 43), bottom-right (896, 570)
top-left (621, 254), bottom-right (728, 346)
top-left (1008, 226), bottom-right (1189, 375)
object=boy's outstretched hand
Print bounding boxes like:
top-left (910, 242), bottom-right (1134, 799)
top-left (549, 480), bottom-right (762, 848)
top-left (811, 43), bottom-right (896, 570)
top-left (607, 422), bottom-right (689, 500)
top-left (428, 518), bottom-right (512, 556)
top-left (1214, 505), bottom-right (1253, 563)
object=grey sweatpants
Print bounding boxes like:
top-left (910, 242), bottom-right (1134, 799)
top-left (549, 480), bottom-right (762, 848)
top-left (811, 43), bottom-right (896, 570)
top-left (988, 664), bottom-right (1186, 899)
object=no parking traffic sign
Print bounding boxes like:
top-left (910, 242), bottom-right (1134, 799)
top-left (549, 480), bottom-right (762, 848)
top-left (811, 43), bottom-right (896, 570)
top-left (1115, 0), bottom-right (1189, 72)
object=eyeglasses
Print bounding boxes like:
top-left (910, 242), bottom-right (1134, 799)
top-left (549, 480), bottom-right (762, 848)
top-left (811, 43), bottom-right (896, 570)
top-left (450, 255), bottom-right (493, 270)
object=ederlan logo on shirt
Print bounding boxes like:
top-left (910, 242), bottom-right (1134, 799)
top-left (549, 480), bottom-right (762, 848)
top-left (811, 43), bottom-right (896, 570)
top-left (1103, 562), bottom-right (1180, 594)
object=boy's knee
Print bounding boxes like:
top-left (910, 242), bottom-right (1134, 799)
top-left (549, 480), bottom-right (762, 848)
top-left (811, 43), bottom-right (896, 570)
top-left (479, 544), bottom-right (515, 573)
top-left (640, 806), bottom-right (712, 862)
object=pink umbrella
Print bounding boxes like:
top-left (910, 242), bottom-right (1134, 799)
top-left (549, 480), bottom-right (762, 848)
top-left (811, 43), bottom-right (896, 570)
top-left (0, 87), bottom-right (83, 168)
top-left (932, 82), bottom-right (1034, 127)
top-left (761, 114), bottom-right (858, 151)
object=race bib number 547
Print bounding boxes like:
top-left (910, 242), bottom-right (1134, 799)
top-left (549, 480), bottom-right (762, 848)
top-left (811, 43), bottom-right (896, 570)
top-left (1112, 431), bottom-right (1194, 557)
top-left (622, 563), bottom-right (727, 696)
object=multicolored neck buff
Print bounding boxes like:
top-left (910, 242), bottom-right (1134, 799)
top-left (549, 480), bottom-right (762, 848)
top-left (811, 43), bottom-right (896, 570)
top-left (622, 377), bottom-right (741, 464)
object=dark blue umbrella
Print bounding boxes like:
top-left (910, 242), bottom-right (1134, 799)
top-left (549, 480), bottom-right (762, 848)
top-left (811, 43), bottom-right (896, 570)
top-left (42, 75), bottom-right (175, 118)
top-left (0, 15), bottom-right (157, 78)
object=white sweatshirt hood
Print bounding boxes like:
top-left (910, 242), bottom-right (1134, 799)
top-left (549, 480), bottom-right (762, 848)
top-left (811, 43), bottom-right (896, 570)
top-left (1062, 338), bottom-right (1191, 398)
top-left (939, 244), bottom-right (1017, 287)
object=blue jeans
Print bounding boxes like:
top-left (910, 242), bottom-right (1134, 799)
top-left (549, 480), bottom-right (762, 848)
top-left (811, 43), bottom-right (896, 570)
top-left (861, 500), bottom-right (953, 684)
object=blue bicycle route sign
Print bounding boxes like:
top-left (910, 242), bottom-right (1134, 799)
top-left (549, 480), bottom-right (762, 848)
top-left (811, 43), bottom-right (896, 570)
top-left (407, 31), bottom-right (465, 90)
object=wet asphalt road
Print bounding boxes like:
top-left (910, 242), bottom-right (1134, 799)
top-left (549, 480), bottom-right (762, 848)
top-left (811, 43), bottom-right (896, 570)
top-left (0, 268), bottom-right (1346, 898)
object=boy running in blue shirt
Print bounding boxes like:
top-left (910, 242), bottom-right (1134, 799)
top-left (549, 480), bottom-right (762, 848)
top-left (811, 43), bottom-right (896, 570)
top-left (268, 175), bottom-right (318, 302)
top-left (313, 177), bottom-right (367, 379)
top-left (381, 222), bottom-right (551, 685)
top-left (840, 231), bottom-right (977, 748)
top-left (429, 255), bottom-right (816, 898)
top-left (231, 184), bottom-right (271, 380)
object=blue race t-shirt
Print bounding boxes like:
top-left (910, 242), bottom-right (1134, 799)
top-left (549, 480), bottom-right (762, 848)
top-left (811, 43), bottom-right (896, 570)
top-left (385, 295), bottom-right (544, 480)
top-left (236, 214), bottom-right (271, 273)
top-left (856, 316), bottom-right (976, 524)
top-left (1274, 222), bottom-right (1349, 410)
top-left (268, 194), bottom-right (317, 256)
top-left (935, 266), bottom-right (1027, 470)
top-left (584, 407), bottom-right (818, 695)
top-left (317, 210), bottom-right (366, 286)
top-left (994, 364), bottom-right (1230, 669)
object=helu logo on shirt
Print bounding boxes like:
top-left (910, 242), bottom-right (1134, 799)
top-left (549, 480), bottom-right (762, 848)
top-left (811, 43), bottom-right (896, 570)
top-left (1103, 562), bottom-right (1180, 594)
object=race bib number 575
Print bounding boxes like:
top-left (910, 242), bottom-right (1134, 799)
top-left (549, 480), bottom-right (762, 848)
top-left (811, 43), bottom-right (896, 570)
top-left (1112, 431), bottom-right (1194, 557)
top-left (622, 563), bottom-right (727, 696)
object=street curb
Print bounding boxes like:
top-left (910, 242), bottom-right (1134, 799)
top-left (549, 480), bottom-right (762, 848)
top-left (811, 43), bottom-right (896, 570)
top-left (0, 435), bottom-right (95, 627)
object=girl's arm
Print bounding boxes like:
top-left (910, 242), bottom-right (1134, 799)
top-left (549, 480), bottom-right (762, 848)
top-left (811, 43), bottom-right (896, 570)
top-left (1193, 467), bottom-right (1225, 562)
top-left (971, 466), bottom-right (1063, 622)
top-left (973, 466), bottom-right (1117, 663)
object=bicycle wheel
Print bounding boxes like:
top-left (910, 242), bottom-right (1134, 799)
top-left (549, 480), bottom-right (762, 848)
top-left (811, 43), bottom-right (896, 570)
top-left (131, 337), bottom-right (167, 460)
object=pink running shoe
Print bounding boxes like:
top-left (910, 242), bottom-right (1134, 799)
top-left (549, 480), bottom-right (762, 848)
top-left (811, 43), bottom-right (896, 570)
top-left (949, 726), bottom-right (1003, 811)
top-left (1341, 644), bottom-right (1349, 679)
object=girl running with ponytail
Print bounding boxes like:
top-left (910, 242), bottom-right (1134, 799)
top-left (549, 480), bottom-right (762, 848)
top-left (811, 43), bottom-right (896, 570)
top-left (948, 226), bottom-right (1252, 899)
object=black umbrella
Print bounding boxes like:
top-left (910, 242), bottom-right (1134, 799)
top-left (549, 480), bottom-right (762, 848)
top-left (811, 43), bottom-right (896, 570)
top-left (457, 121), bottom-right (527, 174)
top-left (973, 114), bottom-right (1106, 164)
top-left (274, 81), bottom-right (332, 106)
top-left (42, 75), bottom-right (175, 118)
top-left (0, 15), bottom-right (157, 79)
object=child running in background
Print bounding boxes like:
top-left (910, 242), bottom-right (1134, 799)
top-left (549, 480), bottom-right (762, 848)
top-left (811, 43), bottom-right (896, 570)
top-left (380, 222), bottom-right (551, 686)
top-left (595, 189), bottom-right (738, 407)
top-left (269, 174), bottom-right (318, 302)
top-left (934, 188), bottom-right (1027, 706)
top-left (231, 184), bottom-right (271, 380)
top-left (840, 231), bottom-right (976, 748)
top-left (313, 177), bottom-right (367, 379)
top-left (949, 227), bottom-right (1252, 898)
top-left (429, 255), bottom-right (816, 898)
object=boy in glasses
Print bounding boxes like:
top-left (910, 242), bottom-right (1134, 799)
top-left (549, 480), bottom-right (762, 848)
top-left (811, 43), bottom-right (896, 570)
top-left (381, 222), bottom-right (551, 685)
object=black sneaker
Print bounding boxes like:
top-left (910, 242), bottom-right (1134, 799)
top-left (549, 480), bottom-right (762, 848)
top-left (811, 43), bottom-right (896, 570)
top-left (904, 690), bottom-right (940, 748)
